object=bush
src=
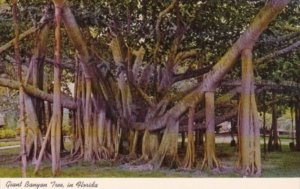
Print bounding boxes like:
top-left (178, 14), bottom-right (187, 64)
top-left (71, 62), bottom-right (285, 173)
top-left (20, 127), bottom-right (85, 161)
top-left (0, 128), bottom-right (16, 139)
top-left (62, 125), bottom-right (72, 136)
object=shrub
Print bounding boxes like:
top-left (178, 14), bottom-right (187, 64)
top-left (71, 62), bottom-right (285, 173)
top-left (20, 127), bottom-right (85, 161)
top-left (0, 128), bottom-right (16, 139)
top-left (62, 125), bottom-right (72, 136)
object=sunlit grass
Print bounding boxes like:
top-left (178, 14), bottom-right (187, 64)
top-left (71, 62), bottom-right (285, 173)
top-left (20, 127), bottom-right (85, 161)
top-left (0, 144), bottom-right (299, 177)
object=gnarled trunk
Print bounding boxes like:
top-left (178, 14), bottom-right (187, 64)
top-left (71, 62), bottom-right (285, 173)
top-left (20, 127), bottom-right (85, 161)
top-left (148, 117), bottom-right (179, 169)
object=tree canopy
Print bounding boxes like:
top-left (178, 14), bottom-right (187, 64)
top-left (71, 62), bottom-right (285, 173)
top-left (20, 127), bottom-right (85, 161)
top-left (0, 0), bottom-right (299, 177)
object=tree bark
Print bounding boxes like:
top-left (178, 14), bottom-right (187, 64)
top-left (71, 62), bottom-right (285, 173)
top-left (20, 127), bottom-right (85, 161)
top-left (183, 106), bottom-right (195, 169)
top-left (50, 5), bottom-right (63, 176)
top-left (237, 49), bottom-right (261, 176)
top-left (0, 78), bottom-right (76, 109)
top-left (201, 92), bottom-right (220, 170)
top-left (12, 0), bottom-right (27, 177)
top-left (148, 117), bottom-right (179, 169)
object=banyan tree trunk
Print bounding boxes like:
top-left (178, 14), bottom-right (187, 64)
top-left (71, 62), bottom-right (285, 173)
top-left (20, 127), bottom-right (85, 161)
top-left (268, 93), bottom-right (281, 151)
top-left (24, 22), bottom-right (50, 163)
top-left (71, 58), bottom-right (84, 157)
top-left (50, 5), bottom-right (63, 176)
top-left (139, 130), bottom-right (159, 162)
top-left (30, 11), bottom-right (50, 135)
top-left (183, 106), bottom-right (195, 169)
top-left (237, 49), bottom-right (261, 176)
top-left (148, 117), bottom-right (179, 169)
top-left (201, 92), bottom-right (220, 170)
top-left (24, 93), bottom-right (43, 163)
top-left (12, 0), bottom-right (27, 177)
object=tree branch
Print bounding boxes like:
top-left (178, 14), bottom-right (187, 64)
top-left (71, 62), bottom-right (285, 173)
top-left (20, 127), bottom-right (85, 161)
top-left (0, 5), bottom-right (51, 54)
top-left (153, 0), bottom-right (178, 63)
top-left (256, 39), bottom-right (300, 64)
top-left (258, 31), bottom-right (300, 46)
top-left (221, 79), bottom-right (300, 93)
top-left (173, 65), bottom-right (213, 82)
top-left (0, 26), bottom-right (43, 54)
top-left (174, 49), bottom-right (199, 67)
top-left (0, 78), bottom-right (76, 109)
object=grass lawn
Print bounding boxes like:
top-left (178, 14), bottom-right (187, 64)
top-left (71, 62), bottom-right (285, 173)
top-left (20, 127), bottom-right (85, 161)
top-left (0, 141), bottom-right (19, 147)
top-left (0, 143), bottom-right (299, 177)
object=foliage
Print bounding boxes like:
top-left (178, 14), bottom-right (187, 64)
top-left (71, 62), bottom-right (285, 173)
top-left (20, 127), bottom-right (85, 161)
top-left (0, 128), bottom-right (16, 139)
top-left (0, 0), bottom-right (299, 176)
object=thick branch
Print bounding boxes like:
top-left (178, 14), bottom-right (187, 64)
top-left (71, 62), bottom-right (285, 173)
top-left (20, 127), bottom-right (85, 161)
top-left (0, 78), bottom-right (76, 109)
top-left (174, 49), bottom-right (199, 66)
top-left (0, 5), bottom-right (50, 54)
top-left (0, 26), bottom-right (43, 54)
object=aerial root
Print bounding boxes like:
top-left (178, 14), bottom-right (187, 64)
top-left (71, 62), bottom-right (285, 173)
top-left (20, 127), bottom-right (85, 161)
top-left (201, 154), bottom-right (221, 171)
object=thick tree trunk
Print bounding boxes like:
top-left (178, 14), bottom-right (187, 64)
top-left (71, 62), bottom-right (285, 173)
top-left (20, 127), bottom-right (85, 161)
top-left (12, 0), bottom-right (27, 177)
top-left (50, 5), bottom-right (63, 176)
top-left (201, 92), bottom-right (220, 170)
top-left (83, 78), bottom-right (93, 161)
top-left (237, 49), bottom-right (261, 176)
top-left (139, 130), bottom-right (159, 162)
top-left (148, 117), bottom-right (179, 169)
top-left (183, 106), bottom-right (195, 169)
top-left (21, 21), bottom-right (50, 163)
top-left (71, 60), bottom-right (84, 157)
top-left (31, 24), bottom-right (49, 135)
top-left (23, 93), bottom-right (43, 163)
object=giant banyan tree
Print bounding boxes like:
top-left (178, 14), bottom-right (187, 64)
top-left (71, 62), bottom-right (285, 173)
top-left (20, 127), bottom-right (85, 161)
top-left (0, 0), bottom-right (299, 177)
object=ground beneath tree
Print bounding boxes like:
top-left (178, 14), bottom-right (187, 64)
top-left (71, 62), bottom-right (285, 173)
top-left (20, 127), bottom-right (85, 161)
top-left (1, 140), bottom-right (299, 177)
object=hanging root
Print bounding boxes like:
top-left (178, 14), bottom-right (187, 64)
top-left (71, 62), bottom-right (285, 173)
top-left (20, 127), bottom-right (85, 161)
top-left (182, 135), bottom-right (195, 169)
top-left (147, 118), bottom-right (179, 170)
top-left (201, 152), bottom-right (220, 171)
top-left (201, 133), bottom-right (220, 171)
top-left (182, 107), bottom-right (195, 169)
top-left (127, 130), bottom-right (159, 166)
top-left (201, 92), bottom-right (220, 171)
top-left (127, 130), bottom-right (139, 159)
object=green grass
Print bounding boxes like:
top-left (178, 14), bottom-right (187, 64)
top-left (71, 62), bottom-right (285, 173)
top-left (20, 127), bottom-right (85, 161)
top-left (261, 145), bottom-right (300, 177)
top-left (0, 144), bottom-right (299, 177)
top-left (0, 140), bottom-right (19, 147)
